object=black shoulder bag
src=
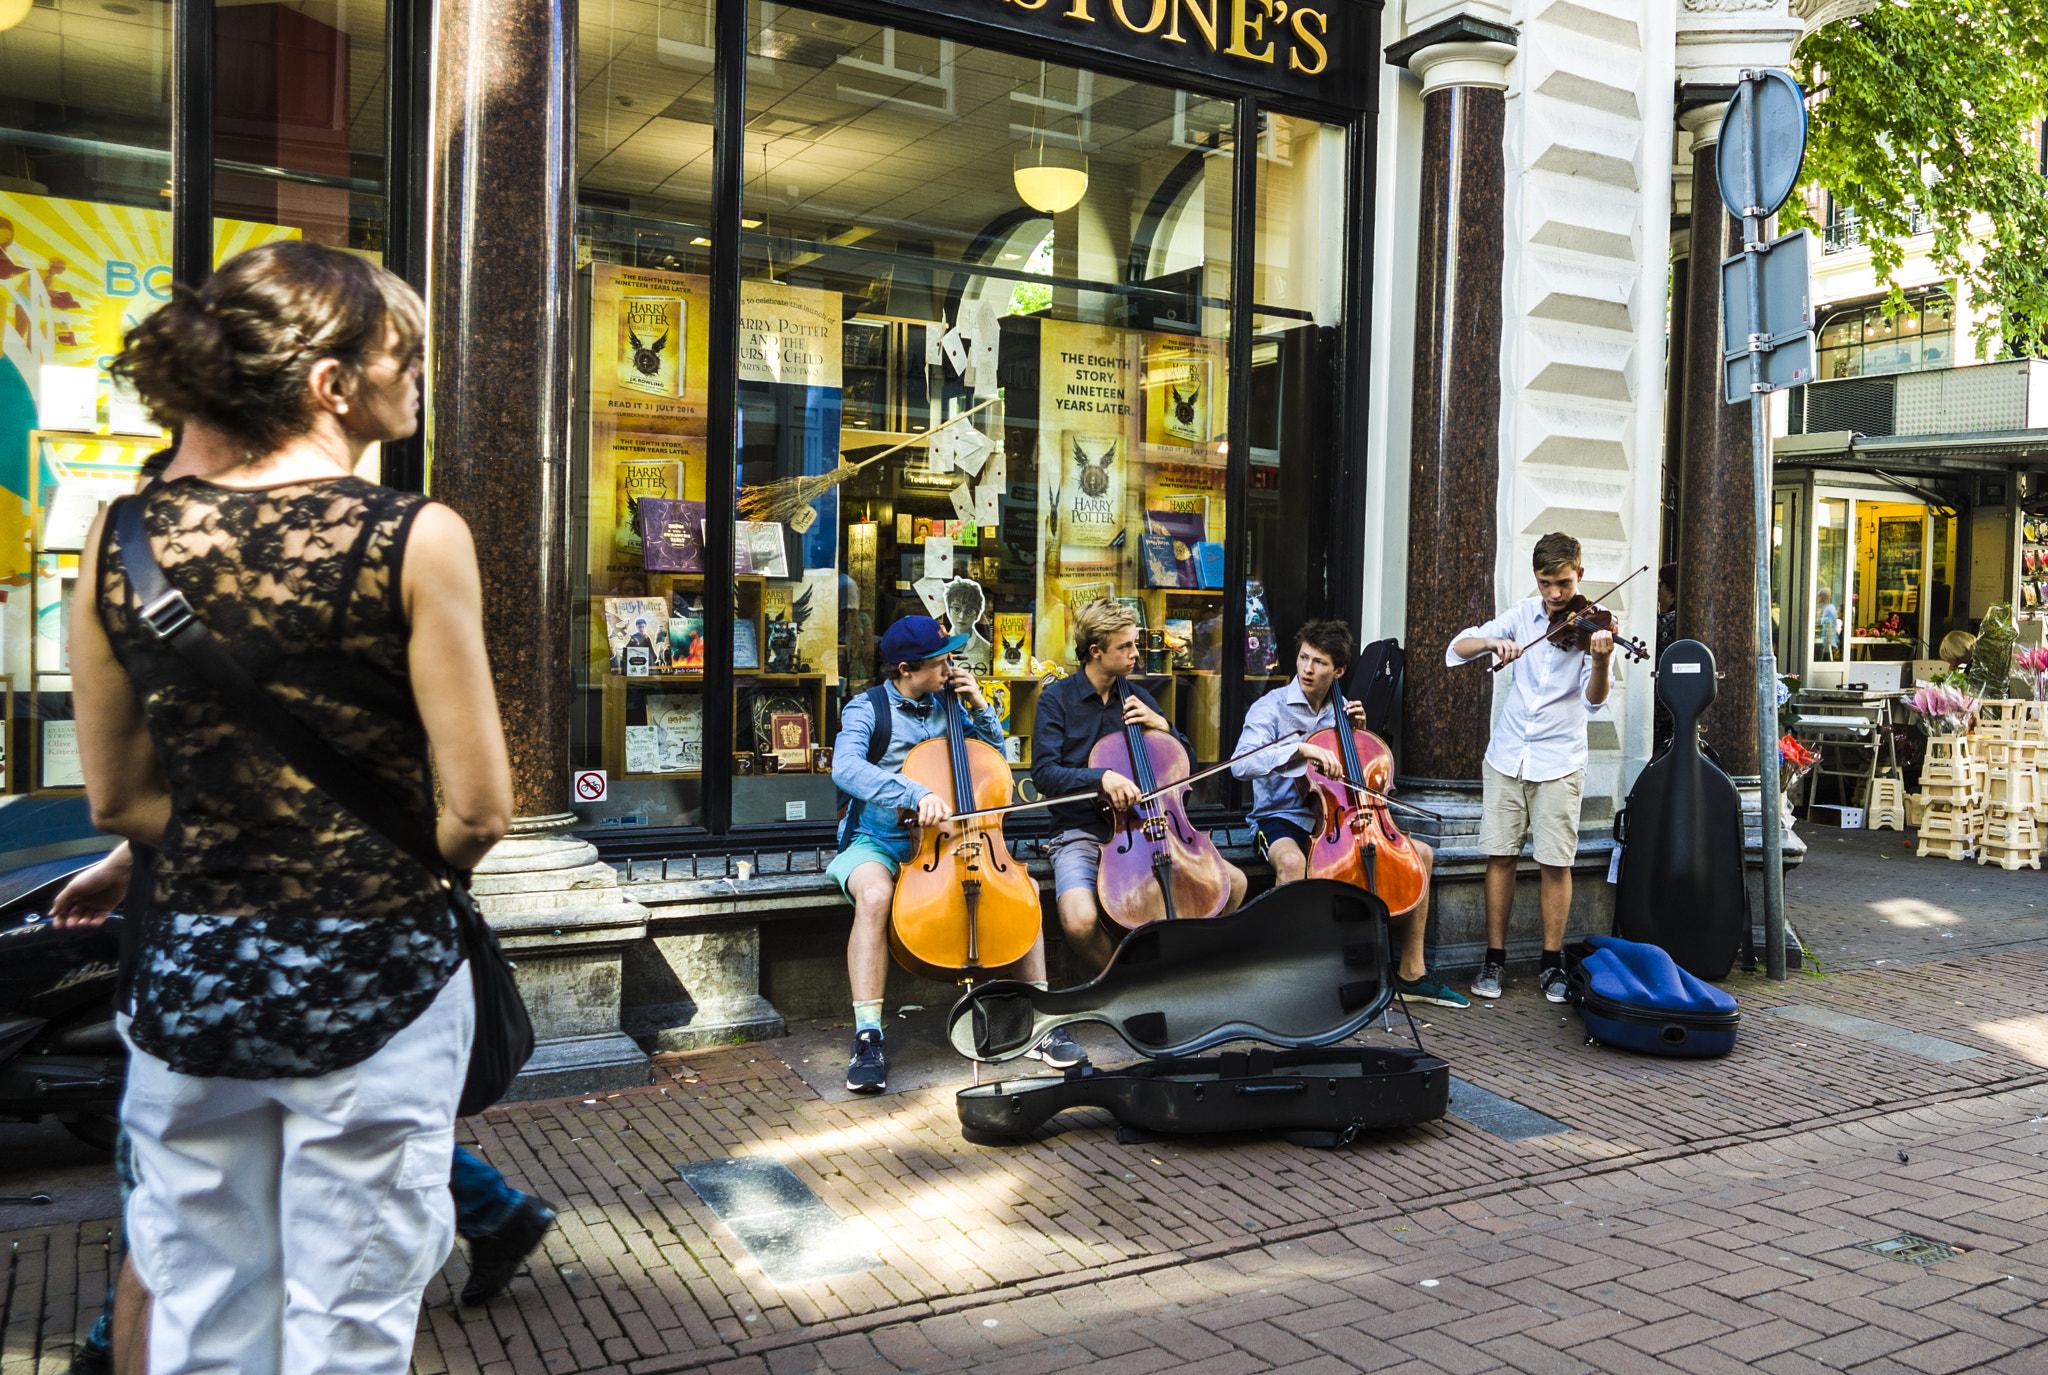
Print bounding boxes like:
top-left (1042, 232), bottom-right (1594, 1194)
top-left (111, 495), bottom-right (533, 1115)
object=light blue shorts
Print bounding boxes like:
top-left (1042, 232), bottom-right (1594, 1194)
top-left (827, 834), bottom-right (907, 901)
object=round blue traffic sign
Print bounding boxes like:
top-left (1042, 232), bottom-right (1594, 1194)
top-left (1715, 70), bottom-right (1808, 220)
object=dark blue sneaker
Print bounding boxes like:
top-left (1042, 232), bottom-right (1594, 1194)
top-left (846, 1028), bottom-right (887, 1093)
top-left (1029, 1027), bottom-right (1089, 1069)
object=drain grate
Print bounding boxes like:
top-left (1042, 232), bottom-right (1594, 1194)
top-left (1853, 1232), bottom-right (1957, 1266)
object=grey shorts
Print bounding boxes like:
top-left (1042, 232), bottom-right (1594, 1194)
top-left (1048, 828), bottom-right (1104, 898)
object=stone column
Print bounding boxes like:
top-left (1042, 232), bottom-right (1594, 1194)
top-left (1672, 103), bottom-right (1759, 775)
top-left (428, 0), bottom-right (650, 1097)
top-left (1396, 37), bottom-right (1515, 784)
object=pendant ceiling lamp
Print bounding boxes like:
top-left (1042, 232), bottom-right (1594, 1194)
top-left (0, 0), bottom-right (33, 33)
top-left (1014, 61), bottom-right (1087, 214)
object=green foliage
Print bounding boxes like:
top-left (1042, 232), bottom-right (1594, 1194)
top-left (1786, 0), bottom-right (2048, 356)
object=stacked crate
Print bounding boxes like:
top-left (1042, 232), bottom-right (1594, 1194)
top-left (1866, 770), bottom-right (1907, 831)
top-left (1978, 702), bottom-right (2044, 870)
top-left (1915, 734), bottom-right (1978, 860)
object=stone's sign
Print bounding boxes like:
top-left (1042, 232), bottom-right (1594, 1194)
top-left (1003, 0), bottom-right (1333, 75)
top-left (856, 0), bottom-right (1375, 114)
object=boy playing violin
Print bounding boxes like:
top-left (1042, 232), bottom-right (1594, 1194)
top-left (830, 615), bottom-right (1085, 1093)
top-left (1232, 620), bottom-right (1469, 1008)
top-left (1031, 599), bottom-right (1248, 974)
top-left (1448, 531), bottom-right (1614, 1003)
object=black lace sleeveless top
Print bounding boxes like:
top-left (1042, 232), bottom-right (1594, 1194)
top-left (97, 475), bottom-right (460, 1078)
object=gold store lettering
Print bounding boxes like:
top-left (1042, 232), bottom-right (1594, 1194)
top-left (1222, 0), bottom-right (1273, 61)
top-left (1108, 0), bottom-right (1167, 33)
top-left (1005, 0), bottom-right (1333, 73)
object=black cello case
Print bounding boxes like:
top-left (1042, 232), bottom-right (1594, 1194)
top-left (948, 879), bottom-right (1449, 1147)
top-left (1612, 639), bottom-right (1749, 980)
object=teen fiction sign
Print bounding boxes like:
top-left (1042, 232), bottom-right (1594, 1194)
top-left (865, 0), bottom-right (1376, 112)
top-left (1006, 0), bottom-right (1333, 75)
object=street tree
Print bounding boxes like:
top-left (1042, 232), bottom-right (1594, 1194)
top-left (1786, 0), bottom-right (2048, 356)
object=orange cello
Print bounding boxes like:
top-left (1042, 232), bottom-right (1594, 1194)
top-left (888, 679), bottom-right (1041, 981)
top-left (1303, 683), bottom-right (1428, 916)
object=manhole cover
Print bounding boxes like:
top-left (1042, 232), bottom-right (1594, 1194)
top-left (1853, 1232), bottom-right (1957, 1266)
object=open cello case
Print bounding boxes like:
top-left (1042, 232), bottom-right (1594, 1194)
top-left (947, 879), bottom-right (1449, 1148)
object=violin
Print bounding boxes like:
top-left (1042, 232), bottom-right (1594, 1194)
top-left (1089, 679), bottom-right (1233, 933)
top-left (1543, 595), bottom-right (1651, 663)
top-left (1487, 564), bottom-right (1654, 673)
top-left (1303, 685), bottom-right (1427, 916)
top-left (888, 677), bottom-right (1041, 982)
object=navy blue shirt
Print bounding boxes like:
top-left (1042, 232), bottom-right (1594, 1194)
top-left (1030, 672), bottom-right (1187, 840)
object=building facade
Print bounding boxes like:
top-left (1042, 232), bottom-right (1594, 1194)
top-left (3, 0), bottom-right (2031, 1089)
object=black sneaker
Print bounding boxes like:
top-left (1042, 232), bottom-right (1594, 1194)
top-left (68, 1343), bottom-right (112, 1375)
top-left (846, 1028), bottom-right (887, 1093)
top-left (1540, 966), bottom-right (1569, 1004)
top-left (1028, 1027), bottom-right (1089, 1069)
top-left (460, 1193), bottom-right (557, 1305)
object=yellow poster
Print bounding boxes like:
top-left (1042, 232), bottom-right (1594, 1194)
top-left (1, 192), bottom-right (300, 687)
top-left (588, 263), bottom-right (711, 430)
top-left (738, 281), bottom-right (842, 389)
top-left (1036, 320), bottom-right (1140, 660)
top-left (588, 421), bottom-right (706, 585)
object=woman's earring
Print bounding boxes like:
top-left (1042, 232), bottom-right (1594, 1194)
top-left (336, 403), bottom-right (349, 415)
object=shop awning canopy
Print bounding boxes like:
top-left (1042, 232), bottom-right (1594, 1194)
top-left (1774, 427), bottom-right (2048, 476)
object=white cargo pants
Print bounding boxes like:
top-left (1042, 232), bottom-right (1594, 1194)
top-left (120, 968), bottom-right (474, 1375)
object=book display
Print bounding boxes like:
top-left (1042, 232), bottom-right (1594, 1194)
top-left (574, 215), bottom-right (1255, 825)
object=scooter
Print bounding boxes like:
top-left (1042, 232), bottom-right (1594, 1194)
top-left (0, 858), bottom-right (126, 1153)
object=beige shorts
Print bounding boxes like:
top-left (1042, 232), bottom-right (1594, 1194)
top-left (1481, 761), bottom-right (1585, 868)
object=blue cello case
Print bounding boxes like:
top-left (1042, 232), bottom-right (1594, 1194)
top-left (1564, 935), bottom-right (1740, 1058)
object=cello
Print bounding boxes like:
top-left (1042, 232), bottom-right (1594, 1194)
top-left (1303, 684), bottom-right (1427, 916)
top-left (1090, 679), bottom-right (1235, 932)
top-left (888, 677), bottom-right (1041, 982)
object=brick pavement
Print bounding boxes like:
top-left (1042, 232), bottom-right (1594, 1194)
top-left (1, 948), bottom-right (2045, 1374)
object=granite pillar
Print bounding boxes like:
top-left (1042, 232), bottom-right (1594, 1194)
top-left (1398, 41), bottom-right (1513, 784)
top-left (428, 0), bottom-right (651, 1097)
top-left (1673, 104), bottom-right (1759, 774)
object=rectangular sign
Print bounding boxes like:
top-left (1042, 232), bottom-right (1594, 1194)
top-left (1720, 232), bottom-right (1813, 355)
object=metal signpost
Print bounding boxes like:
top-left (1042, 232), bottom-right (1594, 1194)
top-left (1717, 68), bottom-right (1811, 981)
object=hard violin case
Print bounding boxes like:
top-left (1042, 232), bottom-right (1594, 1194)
top-left (1564, 935), bottom-right (1740, 1059)
top-left (949, 879), bottom-right (1449, 1146)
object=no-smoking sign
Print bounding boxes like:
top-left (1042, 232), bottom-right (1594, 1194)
top-left (573, 769), bottom-right (608, 803)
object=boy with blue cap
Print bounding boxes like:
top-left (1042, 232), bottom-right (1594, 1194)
top-left (830, 615), bottom-right (1085, 1092)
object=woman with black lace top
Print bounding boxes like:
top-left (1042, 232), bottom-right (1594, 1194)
top-left (71, 241), bottom-right (512, 1375)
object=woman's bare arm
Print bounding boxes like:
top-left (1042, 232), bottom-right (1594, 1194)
top-left (402, 503), bottom-right (512, 869)
top-left (73, 513), bottom-right (170, 846)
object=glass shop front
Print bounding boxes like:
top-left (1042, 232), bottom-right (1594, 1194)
top-left (564, 0), bottom-right (1380, 850)
top-left (0, 0), bottom-right (1381, 859)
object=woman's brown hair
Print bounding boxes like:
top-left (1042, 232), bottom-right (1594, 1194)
top-left (111, 241), bottom-right (425, 456)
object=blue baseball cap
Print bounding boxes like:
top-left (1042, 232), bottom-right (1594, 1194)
top-left (878, 615), bottom-right (971, 667)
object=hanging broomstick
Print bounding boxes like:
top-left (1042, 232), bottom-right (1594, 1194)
top-left (737, 396), bottom-right (1000, 525)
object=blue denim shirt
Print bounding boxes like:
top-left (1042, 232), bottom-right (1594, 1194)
top-left (832, 680), bottom-right (1004, 852)
top-left (1230, 679), bottom-right (1338, 831)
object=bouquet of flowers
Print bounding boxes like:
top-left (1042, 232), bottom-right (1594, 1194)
top-left (2015, 646), bottom-right (2048, 701)
top-left (1909, 682), bottom-right (1977, 737)
top-left (1778, 733), bottom-right (1819, 823)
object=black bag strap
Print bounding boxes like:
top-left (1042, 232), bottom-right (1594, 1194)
top-left (111, 495), bottom-right (452, 886)
top-left (839, 683), bottom-right (895, 838)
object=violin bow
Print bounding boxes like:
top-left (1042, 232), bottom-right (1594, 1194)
top-left (1315, 773), bottom-right (1445, 823)
top-left (949, 730), bottom-right (1306, 822)
top-left (1487, 563), bottom-right (1651, 674)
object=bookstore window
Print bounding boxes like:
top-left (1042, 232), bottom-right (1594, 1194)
top-left (1246, 112), bottom-right (1346, 719)
top-left (730, 4), bottom-right (1237, 826)
top-left (3, 0), bottom-right (177, 793)
top-left (569, 0), bottom-right (717, 830)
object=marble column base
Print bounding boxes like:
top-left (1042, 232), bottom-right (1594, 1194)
top-left (622, 923), bottom-right (786, 1052)
top-left (474, 813), bottom-right (653, 1099)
